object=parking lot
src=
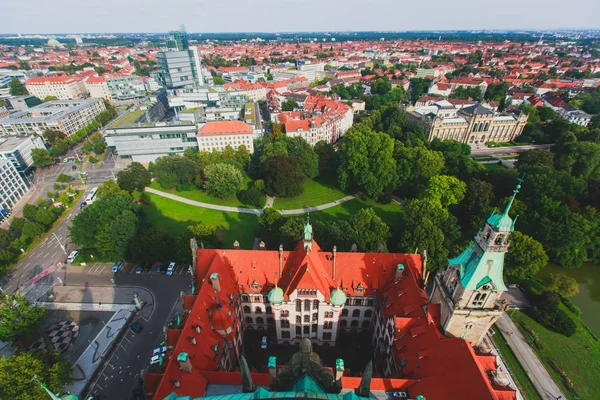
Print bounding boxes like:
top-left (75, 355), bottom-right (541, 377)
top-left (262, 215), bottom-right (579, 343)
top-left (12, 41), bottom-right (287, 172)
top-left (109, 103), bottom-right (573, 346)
top-left (77, 262), bottom-right (191, 276)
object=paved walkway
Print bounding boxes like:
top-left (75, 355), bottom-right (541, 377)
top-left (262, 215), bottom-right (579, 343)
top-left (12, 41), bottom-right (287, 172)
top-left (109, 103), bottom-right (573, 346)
top-left (496, 313), bottom-right (566, 400)
top-left (145, 187), bottom-right (357, 216)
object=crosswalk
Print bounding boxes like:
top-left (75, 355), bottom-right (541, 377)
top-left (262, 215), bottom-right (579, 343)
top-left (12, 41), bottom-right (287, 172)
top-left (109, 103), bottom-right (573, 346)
top-left (81, 262), bottom-right (190, 276)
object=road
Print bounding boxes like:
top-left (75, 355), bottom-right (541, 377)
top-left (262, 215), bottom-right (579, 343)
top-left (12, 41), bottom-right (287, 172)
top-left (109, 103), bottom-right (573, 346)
top-left (471, 144), bottom-right (553, 155)
top-left (496, 313), bottom-right (566, 400)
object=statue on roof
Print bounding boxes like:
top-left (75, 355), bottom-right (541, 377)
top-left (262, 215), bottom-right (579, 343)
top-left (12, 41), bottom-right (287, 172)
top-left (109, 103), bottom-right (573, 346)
top-left (303, 215), bottom-right (313, 250)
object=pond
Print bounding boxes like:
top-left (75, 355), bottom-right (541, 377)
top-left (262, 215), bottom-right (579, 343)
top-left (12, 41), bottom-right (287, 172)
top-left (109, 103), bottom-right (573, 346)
top-left (537, 262), bottom-right (600, 336)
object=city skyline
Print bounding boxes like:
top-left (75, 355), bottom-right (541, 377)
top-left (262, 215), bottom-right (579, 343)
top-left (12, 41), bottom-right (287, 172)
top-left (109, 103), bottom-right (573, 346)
top-left (2, 0), bottom-right (599, 34)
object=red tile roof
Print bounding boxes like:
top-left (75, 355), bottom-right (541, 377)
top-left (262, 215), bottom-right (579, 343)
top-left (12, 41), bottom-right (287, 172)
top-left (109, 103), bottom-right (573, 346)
top-left (197, 121), bottom-right (253, 136)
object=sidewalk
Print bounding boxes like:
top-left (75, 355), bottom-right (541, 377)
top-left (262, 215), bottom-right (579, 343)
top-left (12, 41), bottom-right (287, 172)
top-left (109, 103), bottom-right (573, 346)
top-left (496, 313), bottom-right (566, 400)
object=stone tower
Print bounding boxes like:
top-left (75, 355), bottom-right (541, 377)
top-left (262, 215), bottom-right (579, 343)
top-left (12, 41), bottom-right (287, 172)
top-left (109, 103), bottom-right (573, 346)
top-left (429, 179), bottom-right (523, 346)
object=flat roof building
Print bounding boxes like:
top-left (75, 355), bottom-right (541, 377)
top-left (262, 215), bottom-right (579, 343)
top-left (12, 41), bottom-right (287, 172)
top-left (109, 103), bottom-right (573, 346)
top-left (0, 159), bottom-right (29, 214)
top-left (0, 99), bottom-right (105, 138)
top-left (0, 135), bottom-right (46, 174)
top-left (25, 75), bottom-right (87, 100)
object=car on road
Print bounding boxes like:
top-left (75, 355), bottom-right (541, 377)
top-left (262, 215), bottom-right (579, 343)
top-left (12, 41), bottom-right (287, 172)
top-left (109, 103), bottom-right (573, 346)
top-left (112, 260), bottom-right (124, 273)
top-left (66, 251), bottom-right (79, 264)
top-left (80, 201), bottom-right (87, 209)
top-left (135, 265), bottom-right (143, 274)
top-left (166, 262), bottom-right (176, 276)
top-left (71, 165), bottom-right (77, 170)
top-left (152, 346), bottom-right (168, 356)
top-left (130, 322), bottom-right (143, 334)
top-left (150, 354), bottom-right (163, 365)
top-left (261, 336), bottom-right (268, 349)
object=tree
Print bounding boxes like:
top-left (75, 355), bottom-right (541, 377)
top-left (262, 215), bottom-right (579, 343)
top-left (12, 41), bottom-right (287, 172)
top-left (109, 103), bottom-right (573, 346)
top-left (151, 155), bottom-right (199, 189)
top-left (395, 144), bottom-right (445, 194)
top-left (264, 156), bottom-right (305, 197)
top-left (43, 129), bottom-right (66, 145)
top-left (545, 272), bottom-right (580, 297)
top-left (457, 179), bottom-right (495, 233)
top-left (203, 163), bottom-right (244, 198)
top-left (337, 128), bottom-right (396, 199)
top-left (117, 162), bottom-right (152, 193)
top-left (92, 140), bottom-right (106, 155)
top-left (423, 175), bottom-right (467, 208)
top-left (35, 208), bottom-right (57, 227)
top-left (314, 141), bottom-right (335, 175)
top-left (258, 208), bottom-right (285, 248)
top-left (0, 229), bottom-right (13, 246)
top-left (350, 208), bottom-right (391, 252)
top-left (97, 179), bottom-right (129, 199)
top-left (42, 95), bottom-right (59, 103)
top-left (281, 99), bottom-right (298, 111)
top-left (8, 78), bottom-right (28, 96)
top-left (0, 294), bottom-right (45, 342)
top-left (0, 351), bottom-right (72, 400)
top-left (31, 149), bottom-right (53, 168)
top-left (22, 204), bottom-right (38, 220)
top-left (517, 149), bottom-right (555, 169)
top-left (504, 232), bottom-right (548, 280)
top-left (9, 217), bottom-right (25, 233)
top-left (55, 173), bottom-right (71, 183)
top-left (286, 137), bottom-right (319, 179)
top-left (22, 221), bottom-right (45, 239)
top-left (212, 75), bottom-right (225, 85)
top-left (130, 227), bottom-right (175, 263)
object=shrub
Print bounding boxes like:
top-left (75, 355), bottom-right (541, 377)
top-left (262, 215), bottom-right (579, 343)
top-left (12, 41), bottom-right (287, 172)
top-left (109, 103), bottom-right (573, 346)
top-left (529, 291), bottom-right (577, 337)
top-left (253, 179), bottom-right (265, 193)
top-left (203, 163), bottom-right (243, 198)
top-left (237, 188), bottom-right (264, 207)
top-left (56, 173), bottom-right (71, 183)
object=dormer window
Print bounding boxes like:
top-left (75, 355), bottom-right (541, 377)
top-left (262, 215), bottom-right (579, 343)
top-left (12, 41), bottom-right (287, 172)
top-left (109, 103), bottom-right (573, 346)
top-left (250, 280), bottom-right (262, 290)
top-left (355, 283), bottom-right (365, 294)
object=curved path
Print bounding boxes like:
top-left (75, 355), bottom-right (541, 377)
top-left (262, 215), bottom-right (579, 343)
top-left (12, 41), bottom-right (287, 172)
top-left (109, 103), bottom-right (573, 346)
top-left (144, 187), bottom-right (356, 216)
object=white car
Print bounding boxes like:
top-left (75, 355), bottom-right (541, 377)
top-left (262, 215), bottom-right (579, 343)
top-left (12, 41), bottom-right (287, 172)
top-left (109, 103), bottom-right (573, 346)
top-left (152, 346), bottom-right (168, 356)
top-left (261, 336), bottom-right (268, 349)
top-left (166, 262), bottom-right (176, 276)
top-left (150, 354), bottom-right (162, 365)
top-left (66, 251), bottom-right (79, 264)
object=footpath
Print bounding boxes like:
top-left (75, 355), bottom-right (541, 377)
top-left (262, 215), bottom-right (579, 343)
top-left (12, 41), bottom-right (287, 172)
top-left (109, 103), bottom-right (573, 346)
top-left (496, 313), bottom-right (566, 400)
top-left (145, 186), bottom-right (357, 216)
top-left (38, 285), bottom-right (154, 398)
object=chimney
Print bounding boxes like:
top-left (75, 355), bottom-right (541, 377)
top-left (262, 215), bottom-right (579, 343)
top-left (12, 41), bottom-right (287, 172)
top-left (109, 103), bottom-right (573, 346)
top-left (332, 246), bottom-right (337, 280)
top-left (278, 245), bottom-right (283, 278)
top-left (335, 359), bottom-right (344, 382)
top-left (210, 273), bottom-right (221, 293)
top-left (177, 352), bottom-right (192, 372)
top-left (268, 356), bottom-right (277, 379)
top-left (259, 241), bottom-right (266, 250)
top-left (233, 240), bottom-right (240, 249)
top-left (351, 243), bottom-right (357, 252)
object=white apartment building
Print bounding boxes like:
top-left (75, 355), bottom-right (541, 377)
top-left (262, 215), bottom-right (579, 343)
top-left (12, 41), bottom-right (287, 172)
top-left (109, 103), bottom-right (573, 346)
top-left (0, 99), bottom-right (106, 138)
top-left (0, 159), bottom-right (29, 213)
top-left (25, 76), bottom-right (87, 100)
top-left (84, 76), bottom-right (111, 100)
top-left (105, 75), bottom-right (146, 101)
top-left (196, 121), bottom-right (254, 153)
top-left (282, 103), bottom-right (354, 146)
top-left (0, 135), bottom-right (46, 174)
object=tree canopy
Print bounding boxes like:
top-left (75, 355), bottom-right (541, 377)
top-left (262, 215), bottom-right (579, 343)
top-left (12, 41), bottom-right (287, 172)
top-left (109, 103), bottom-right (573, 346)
top-left (203, 163), bottom-right (244, 198)
top-left (117, 162), bottom-right (152, 193)
top-left (0, 294), bottom-right (45, 342)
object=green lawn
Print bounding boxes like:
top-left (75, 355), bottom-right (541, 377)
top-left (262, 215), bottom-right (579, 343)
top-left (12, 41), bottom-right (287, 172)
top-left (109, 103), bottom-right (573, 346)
top-left (311, 197), bottom-right (403, 230)
top-left (273, 176), bottom-right (349, 210)
top-left (483, 163), bottom-right (505, 171)
top-left (486, 141), bottom-right (515, 147)
top-left (510, 310), bottom-right (600, 400)
top-left (501, 156), bottom-right (519, 160)
top-left (474, 156), bottom-right (497, 162)
top-left (492, 327), bottom-right (541, 400)
top-left (149, 177), bottom-right (264, 209)
top-left (136, 191), bottom-right (259, 249)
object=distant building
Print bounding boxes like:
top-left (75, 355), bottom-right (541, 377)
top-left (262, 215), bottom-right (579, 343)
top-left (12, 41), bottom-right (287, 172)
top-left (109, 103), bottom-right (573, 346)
top-left (105, 75), bottom-right (146, 101)
top-left (0, 99), bottom-right (105, 138)
top-left (406, 101), bottom-right (528, 144)
top-left (0, 135), bottom-right (46, 174)
top-left (196, 121), bottom-right (254, 153)
top-left (25, 76), bottom-right (86, 100)
top-left (156, 26), bottom-right (203, 89)
top-left (561, 108), bottom-right (592, 127)
top-left (84, 76), bottom-right (111, 100)
top-left (0, 158), bottom-right (29, 214)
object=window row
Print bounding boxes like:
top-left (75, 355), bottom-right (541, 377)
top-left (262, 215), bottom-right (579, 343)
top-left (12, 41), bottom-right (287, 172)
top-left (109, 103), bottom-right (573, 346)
top-left (341, 309), bottom-right (373, 318)
top-left (244, 316), bottom-right (274, 325)
top-left (242, 306), bottom-right (272, 314)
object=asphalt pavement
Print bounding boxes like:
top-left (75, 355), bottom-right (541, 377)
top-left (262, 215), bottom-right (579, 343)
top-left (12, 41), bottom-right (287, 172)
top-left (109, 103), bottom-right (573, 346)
top-left (471, 143), bottom-right (553, 155)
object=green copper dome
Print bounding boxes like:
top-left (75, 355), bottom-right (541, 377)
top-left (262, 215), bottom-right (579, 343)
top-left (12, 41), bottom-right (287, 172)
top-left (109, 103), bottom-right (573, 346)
top-left (330, 287), bottom-right (346, 306)
top-left (486, 212), bottom-right (514, 232)
top-left (268, 286), bottom-right (284, 304)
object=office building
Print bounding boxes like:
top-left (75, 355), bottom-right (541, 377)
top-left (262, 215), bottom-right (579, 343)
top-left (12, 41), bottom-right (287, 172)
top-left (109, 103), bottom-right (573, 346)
top-left (104, 123), bottom-right (198, 164)
top-left (3, 95), bottom-right (42, 112)
top-left (146, 216), bottom-right (517, 400)
top-left (84, 76), bottom-right (111, 100)
top-left (0, 159), bottom-right (29, 213)
top-left (25, 76), bottom-right (86, 100)
top-left (196, 120), bottom-right (254, 153)
top-left (156, 27), bottom-right (204, 89)
top-left (106, 75), bottom-right (146, 101)
top-left (0, 135), bottom-right (46, 174)
top-left (405, 101), bottom-right (528, 144)
top-left (0, 99), bottom-right (106, 138)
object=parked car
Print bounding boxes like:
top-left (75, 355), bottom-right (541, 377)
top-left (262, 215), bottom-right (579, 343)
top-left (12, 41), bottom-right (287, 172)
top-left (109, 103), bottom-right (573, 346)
top-left (80, 201), bottom-right (87, 209)
top-left (261, 336), bottom-right (268, 349)
top-left (152, 346), bottom-right (168, 356)
top-left (166, 262), bottom-right (176, 276)
top-left (71, 165), bottom-right (77, 170)
top-left (66, 251), bottom-right (79, 264)
top-left (156, 264), bottom-right (167, 274)
top-left (135, 265), bottom-right (143, 274)
top-left (112, 260), bottom-right (124, 273)
top-left (130, 322), bottom-right (143, 334)
top-left (150, 354), bottom-right (162, 365)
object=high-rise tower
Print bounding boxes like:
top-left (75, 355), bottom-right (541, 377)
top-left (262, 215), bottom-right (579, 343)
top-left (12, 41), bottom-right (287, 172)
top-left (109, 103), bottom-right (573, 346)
top-left (429, 178), bottom-right (523, 346)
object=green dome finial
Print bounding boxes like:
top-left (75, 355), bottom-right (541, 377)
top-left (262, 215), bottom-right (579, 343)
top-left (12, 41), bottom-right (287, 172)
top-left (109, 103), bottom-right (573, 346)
top-left (268, 284), bottom-right (284, 304)
top-left (330, 284), bottom-right (346, 306)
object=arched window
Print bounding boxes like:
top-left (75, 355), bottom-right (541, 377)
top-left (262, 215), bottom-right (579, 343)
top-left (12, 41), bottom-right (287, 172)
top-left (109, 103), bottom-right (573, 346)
top-left (245, 317), bottom-right (253, 324)
top-left (362, 320), bottom-right (371, 328)
top-left (480, 293), bottom-right (488, 303)
top-left (255, 307), bottom-right (262, 314)
top-left (484, 122), bottom-right (489, 131)
top-left (282, 330), bottom-right (290, 338)
top-left (243, 306), bottom-right (251, 313)
top-left (267, 317), bottom-right (274, 325)
top-left (304, 300), bottom-right (311, 311)
top-left (296, 300), bottom-right (302, 311)
top-left (256, 317), bottom-right (264, 324)
top-left (340, 320), bottom-right (348, 327)
top-left (313, 300), bottom-right (319, 309)
top-left (350, 320), bottom-right (359, 328)
top-left (495, 235), bottom-right (504, 245)
top-left (342, 309), bottom-right (349, 317)
top-left (364, 309), bottom-right (373, 318)
top-left (352, 309), bottom-right (361, 318)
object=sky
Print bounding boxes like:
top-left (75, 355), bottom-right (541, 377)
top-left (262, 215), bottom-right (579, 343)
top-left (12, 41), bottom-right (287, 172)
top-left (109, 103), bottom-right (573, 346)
top-left (2, 0), bottom-right (599, 34)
